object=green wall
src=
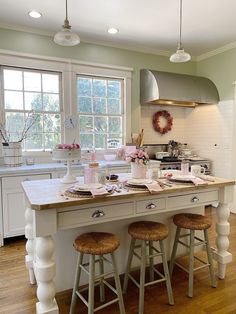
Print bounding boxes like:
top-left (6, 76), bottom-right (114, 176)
top-left (0, 28), bottom-right (197, 132)
top-left (197, 48), bottom-right (236, 100)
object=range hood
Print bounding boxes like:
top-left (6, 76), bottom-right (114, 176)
top-left (140, 69), bottom-right (219, 107)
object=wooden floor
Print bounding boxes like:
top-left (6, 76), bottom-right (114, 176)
top-left (1, 207), bottom-right (236, 314)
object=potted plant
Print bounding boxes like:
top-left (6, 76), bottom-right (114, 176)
top-left (0, 112), bottom-right (39, 167)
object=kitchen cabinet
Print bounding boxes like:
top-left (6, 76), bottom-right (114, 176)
top-left (2, 173), bottom-right (51, 238)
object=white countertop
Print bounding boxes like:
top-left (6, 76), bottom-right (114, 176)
top-left (0, 160), bottom-right (130, 176)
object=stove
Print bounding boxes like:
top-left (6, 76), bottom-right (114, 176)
top-left (150, 158), bottom-right (211, 175)
top-left (144, 144), bottom-right (212, 175)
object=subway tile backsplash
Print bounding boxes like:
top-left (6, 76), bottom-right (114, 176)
top-left (141, 100), bottom-right (234, 178)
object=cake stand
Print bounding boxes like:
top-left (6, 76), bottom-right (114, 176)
top-left (52, 149), bottom-right (81, 183)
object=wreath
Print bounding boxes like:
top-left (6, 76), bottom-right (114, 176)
top-left (152, 110), bottom-right (173, 134)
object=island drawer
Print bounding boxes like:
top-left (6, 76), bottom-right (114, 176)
top-left (166, 190), bottom-right (218, 208)
top-left (58, 201), bottom-right (134, 229)
top-left (136, 198), bottom-right (165, 213)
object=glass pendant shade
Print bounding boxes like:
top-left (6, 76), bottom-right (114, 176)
top-left (54, 0), bottom-right (80, 47)
top-left (170, 46), bottom-right (191, 63)
top-left (170, 0), bottom-right (191, 63)
top-left (54, 27), bottom-right (80, 46)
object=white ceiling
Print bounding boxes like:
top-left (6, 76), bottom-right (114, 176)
top-left (1, 0), bottom-right (236, 58)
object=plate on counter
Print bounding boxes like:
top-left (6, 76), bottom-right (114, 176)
top-left (72, 183), bottom-right (103, 191)
top-left (127, 179), bottom-right (155, 186)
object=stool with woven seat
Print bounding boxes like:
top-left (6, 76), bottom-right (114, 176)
top-left (123, 221), bottom-right (174, 314)
top-left (169, 213), bottom-right (217, 298)
top-left (70, 232), bottom-right (125, 314)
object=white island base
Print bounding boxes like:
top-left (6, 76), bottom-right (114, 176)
top-left (22, 176), bottom-right (234, 314)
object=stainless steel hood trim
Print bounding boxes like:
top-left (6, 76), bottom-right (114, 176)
top-left (140, 69), bottom-right (219, 107)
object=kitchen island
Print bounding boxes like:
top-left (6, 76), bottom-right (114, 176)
top-left (22, 175), bottom-right (234, 314)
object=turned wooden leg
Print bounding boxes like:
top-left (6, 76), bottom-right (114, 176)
top-left (25, 206), bottom-right (36, 284)
top-left (215, 200), bottom-right (232, 279)
top-left (35, 236), bottom-right (58, 314)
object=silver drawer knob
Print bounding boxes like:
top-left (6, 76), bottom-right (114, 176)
top-left (146, 203), bottom-right (156, 209)
top-left (191, 196), bottom-right (199, 203)
top-left (92, 210), bottom-right (105, 218)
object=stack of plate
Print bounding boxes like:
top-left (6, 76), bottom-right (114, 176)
top-left (125, 179), bottom-right (155, 190)
top-left (64, 183), bottom-right (105, 198)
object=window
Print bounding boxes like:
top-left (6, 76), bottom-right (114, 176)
top-left (1, 67), bottom-right (62, 151)
top-left (77, 75), bottom-right (124, 150)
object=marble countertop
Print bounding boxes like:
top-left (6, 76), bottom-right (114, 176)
top-left (0, 160), bottom-right (130, 176)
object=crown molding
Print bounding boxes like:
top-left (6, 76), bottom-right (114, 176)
top-left (0, 23), bottom-right (53, 36)
top-left (0, 24), bottom-right (198, 61)
top-left (197, 41), bottom-right (236, 61)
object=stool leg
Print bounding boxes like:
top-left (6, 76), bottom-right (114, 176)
top-left (123, 237), bottom-right (136, 293)
top-left (160, 240), bottom-right (174, 305)
top-left (149, 241), bottom-right (154, 282)
top-left (70, 252), bottom-right (84, 314)
top-left (110, 252), bottom-right (125, 314)
top-left (139, 240), bottom-right (146, 314)
top-left (88, 254), bottom-right (95, 314)
top-left (204, 229), bottom-right (217, 288)
top-left (99, 255), bottom-right (105, 302)
top-left (188, 230), bottom-right (195, 298)
top-left (169, 226), bottom-right (181, 276)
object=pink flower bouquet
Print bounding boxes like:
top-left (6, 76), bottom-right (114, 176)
top-left (126, 149), bottom-right (149, 165)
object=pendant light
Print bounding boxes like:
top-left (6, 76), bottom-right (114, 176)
top-left (170, 0), bottom-right (191, 63)
top-left (54, 0), bottom-right (80, 46)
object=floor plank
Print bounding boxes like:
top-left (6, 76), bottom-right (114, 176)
top-left (1, 207), bottom-right (236, 314)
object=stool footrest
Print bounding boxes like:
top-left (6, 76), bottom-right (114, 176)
top-left (153, 266), bottom-right (165, 279)
top-left (95, 271), bottom-right (114, 281)
top-left (127, 266), bottom-right (166, 289)
top-left (103, 279), bottom-right (118, 295)
top-left (94, 298), bottom-right (119, 312)
top-left (174, 257), bottom-right (211, 274)
top-left (76, 290), bottom-right (88, 307)
top-left (144, 277), bottom-right (166, 287)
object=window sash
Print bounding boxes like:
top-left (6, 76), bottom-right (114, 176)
top-left (77, 74), bottom-right (124, 150)
top-left (0, 66), bottom-right (63, 151)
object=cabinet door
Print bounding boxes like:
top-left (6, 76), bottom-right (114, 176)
top-left (2, 173), bottom-right (51, 237)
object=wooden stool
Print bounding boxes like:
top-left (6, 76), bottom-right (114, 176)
top-left (70, 232), bottom-right (125, 314)
top-left (169, 213), bottom-right (217, 298)
top-left (123, 221), bottom-right (174, 314)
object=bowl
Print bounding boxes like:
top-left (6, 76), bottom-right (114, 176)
top-left (104, 154), bottom-right (116, 161)
top-left (106, 174), bottom-right (119, 181)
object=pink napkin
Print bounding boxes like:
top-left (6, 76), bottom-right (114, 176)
top-left (90, 188), bottom-right (109, 197)
top-left (145, 183), bottom-right (163, 193)
top-left (190, 177), bottom-right (208, 186)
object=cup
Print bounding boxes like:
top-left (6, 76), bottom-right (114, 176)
top-left (191, 165), bottom-right (205, 176)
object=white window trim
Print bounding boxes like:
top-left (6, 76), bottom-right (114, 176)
top-left (74, 64), bottom-right (132, 151)
top-left (0, 49), bottom-right (133, 158)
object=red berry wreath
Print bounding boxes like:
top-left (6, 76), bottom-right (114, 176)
top-left (152, 110), bottom-right (173, 134)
